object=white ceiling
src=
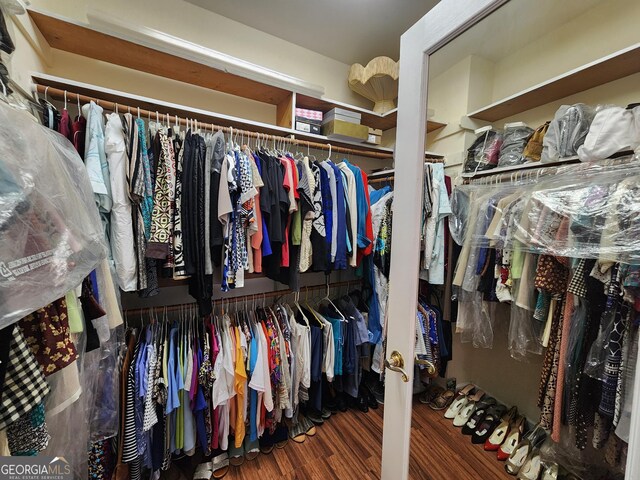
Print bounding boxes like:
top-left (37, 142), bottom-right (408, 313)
top-left (184, 0), bottom-right (439, 65)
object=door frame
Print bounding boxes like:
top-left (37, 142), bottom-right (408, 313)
top-left (384, 0), bottom-right (640, 479)
top-left (382, 1), bottom-right (507, 479)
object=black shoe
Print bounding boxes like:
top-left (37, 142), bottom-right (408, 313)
top-left (354, 394), bottom-right (369, 413)
top-left (325, 397), bottom-right (338, 413)
top-left (307, 409), bottom-right (324, 425)
top-left (365, 386), bottom-right (379, 409)
top-left (321, 407), bottom-right (332, 420)
top-left (336, 394), bottom-right (348, 412)
top-left (371, 383), bottom-right (385, 405)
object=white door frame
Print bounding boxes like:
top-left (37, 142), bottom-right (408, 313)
top-left (382, 1), bottom-right (507, 479)
top-left (384, 0), bottom-right (640, 479)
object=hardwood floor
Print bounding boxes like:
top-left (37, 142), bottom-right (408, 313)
top-left (168, 399), bottom-right (514, 479)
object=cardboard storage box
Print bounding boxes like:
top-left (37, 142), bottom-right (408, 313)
top-left (322, 108), bottom-right (362, 125)
top-left (295, 108), bottom-right (323, 122)
top-left (322, 119), bottom-right (369, 142)
top-left (295, 120), bottom-right (321, 135)
top-left (366, 133), bottom-right (381, 145)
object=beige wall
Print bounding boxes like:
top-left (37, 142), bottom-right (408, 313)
top-left (26, 0), bottom-right (368, 108)
top-left (491, 0), bottom-right (640, 103)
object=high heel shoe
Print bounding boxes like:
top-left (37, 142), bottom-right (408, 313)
top-left (471, 404), bottom-right (506, 444)
top-left (505, 424), bottom-right (547, 475)
top-left (540, 462), bottom-right (558, 480)
top-left (462, 397), bottom-right (496, 435)
top-left (517, 447), bottom-right (543, 480)
top-left (484, 405), bottom-right (517, 451)
top-left (497, 415), bottom-right (526, 461)
top-left (443, 384), bottom-right (475, 419)
top-left (453, 390), bottom-right (487, 427)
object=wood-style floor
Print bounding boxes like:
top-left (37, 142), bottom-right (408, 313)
top-left (168, 399), bottom-right (514, 480)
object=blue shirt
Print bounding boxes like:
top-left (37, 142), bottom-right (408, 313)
top-left (328, 161), bottom-right (347, 269)
top-left (345, 160), bottom-right (372, 250)
top-left (317, 162), bottom-right (333, 263)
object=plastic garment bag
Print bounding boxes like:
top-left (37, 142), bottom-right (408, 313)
top-left (0, 101), bottom-right (107, 327)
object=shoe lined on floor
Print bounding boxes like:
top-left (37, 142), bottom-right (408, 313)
top-left (471, 404), bottom-right (506, 444)
top-left (307, 409), bottom-right (325, 425)
top-left (497, 415), bottom-right (526, 461)
top-left (484, 405), bottom-right (518, 451)
top-left (229, 442), bottom-right (245, 467)
top-left (429, 388), bottom-right (456, 411)
top-left (453, 390), bottom-right (488, 427)
top-left (540, 462), bottom-right (559, 480)
top-left (444, 384), bottom-right (475, 419)
top-left (336, 393), bottom-right (348, 412)
top-left (211, 453), bottom-right (230, 479)
top-left (193, 461), bottom-right (213, 480)
top-left (244, 437), bottom-right (260, 461)
top-left (371, 382), bottom-right (385, 405)
top-left (321, 407), bottom-right (332, 420)
top-left (505, 424), bottom-right (547, 475)
top-left (516, 447), bottom-right (542, 480)
top-left (419, 384), bottom-right (444, 405)
top-left (365, 385), bottom-right (379, 409)
top-left (462, 397), bottom-right (497, 435)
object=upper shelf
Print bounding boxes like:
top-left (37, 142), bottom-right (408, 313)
top-left (28, 9), bottom-right (295, 106)
top-left (467, 43), bottom-right (640, 122)
top-left (296, 94), bottom-right (447, 133)
top-left (32, 73), bottom-right (395, 158)
top-left (460, 157), bottom-right (580, 179)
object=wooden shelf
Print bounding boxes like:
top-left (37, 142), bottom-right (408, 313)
top-left (296, 93), bottom-right (447, 132)
top-left (467, 43), bottom-right (640, 122)
top-left (460, 157), bottom-right (580, 179)
top-left (29, 9), bottom-right (292, 106)
top-left (32, 73), bottom-right (395, 159)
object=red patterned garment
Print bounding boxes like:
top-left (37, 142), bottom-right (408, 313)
top-left (19, 297), bottom-right (78, 376)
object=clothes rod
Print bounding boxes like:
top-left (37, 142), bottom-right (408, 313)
top-left (34, 84), bottom-right (393, 160)
top-left (122, 280), bottom-right (357, 317)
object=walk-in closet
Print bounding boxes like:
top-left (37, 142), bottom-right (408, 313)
top-left (0, 0), bottom-right (639, 479)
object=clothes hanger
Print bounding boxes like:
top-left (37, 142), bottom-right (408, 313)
top-left (317, 275), bottom-right (346, 322)
top-left (294, 291), bottom-right (310, 328)
top-left (303, 286), bottom-right (324, 329)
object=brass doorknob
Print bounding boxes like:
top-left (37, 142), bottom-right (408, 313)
top-left (415, 357), bottom-right (437, 376)
top-left (385, 350), bottom-right (409, 382)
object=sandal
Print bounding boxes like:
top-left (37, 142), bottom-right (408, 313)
top-left (211, 453), bottom-right (230, 479)
top-left (260, 445), bottom-right (275, 454)
top-left (429, 389), bottom-right (455, 411)
top-left (419, 384), bottom-right (444, 405)
top-left (289, 421), bottom-right (306, 444)
top-left (444, 384), bottom-right (475, 419)
top-left (244, 437), bottom-right (260, 461)
top-left (229, 442), bottom-right (245, 467)
top-left (301, 415), bottom-right (317, 436)
top-left (193, 462), bottom-right (212, 480)
top-left (275, 439), bottom-right (289, 449)
top-left (453, 390), bottom-right (487, 427)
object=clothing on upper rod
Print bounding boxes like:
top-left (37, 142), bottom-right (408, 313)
top-left (34, 84), bottom-right (392, 160)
